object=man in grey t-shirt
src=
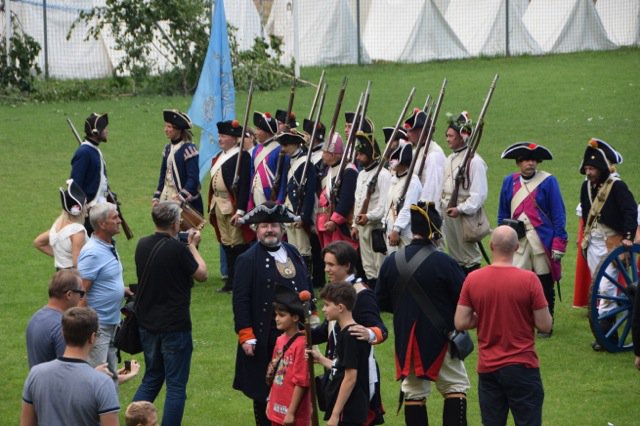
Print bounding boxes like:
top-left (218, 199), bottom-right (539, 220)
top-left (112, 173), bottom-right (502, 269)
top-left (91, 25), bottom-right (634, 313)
top-left (21, 307), bottom-right (119, 426)
top-left (26, 270), bottom-right (85, 368)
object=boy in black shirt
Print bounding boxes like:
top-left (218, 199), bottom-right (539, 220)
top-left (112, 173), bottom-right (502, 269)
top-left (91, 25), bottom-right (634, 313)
top-left (308, 282), bottom-right (371, 426)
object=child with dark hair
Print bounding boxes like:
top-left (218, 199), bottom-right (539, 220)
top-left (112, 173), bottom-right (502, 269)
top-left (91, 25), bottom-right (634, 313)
top-left (266, 286), bottom-right (311, 426)
top-left (309, 282), bottom-right (371, 426)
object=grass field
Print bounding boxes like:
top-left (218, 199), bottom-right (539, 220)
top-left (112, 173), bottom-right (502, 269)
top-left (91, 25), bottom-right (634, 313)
top-left (1, 48), bottom-right (639, 425)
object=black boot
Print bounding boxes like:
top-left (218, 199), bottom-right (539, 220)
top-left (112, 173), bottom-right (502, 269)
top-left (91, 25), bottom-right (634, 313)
top-left (404, 400), bottom-right (428, 426)
top-left (592, 317), bottom-right (619, 351)
top-left (537, 274), bottom-right (555, 337)
top-left (443, 396), bottom-right (467, 426)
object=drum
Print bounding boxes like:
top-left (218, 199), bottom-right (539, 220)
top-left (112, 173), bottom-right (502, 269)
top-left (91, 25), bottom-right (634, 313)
top-left (180, 201), bottom-right (206, 231)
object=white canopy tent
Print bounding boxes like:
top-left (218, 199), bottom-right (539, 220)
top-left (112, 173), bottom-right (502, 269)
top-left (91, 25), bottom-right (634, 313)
top-left (445, 0), bottom-right (542, 57)
top-left (522, 0), bottom-right (616, 53)
top-left (225, 0), bottom-right (262, 52)
top-left (362, 0), bottom-right (468, 63)
top-left (596, 0), bottom-right (640, 47)
top-left (265, 0), bottom-right (368, 67)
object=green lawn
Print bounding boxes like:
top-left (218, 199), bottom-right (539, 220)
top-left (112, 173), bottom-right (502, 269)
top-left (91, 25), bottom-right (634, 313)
top-left (1, 48), bottom-right (639, 425)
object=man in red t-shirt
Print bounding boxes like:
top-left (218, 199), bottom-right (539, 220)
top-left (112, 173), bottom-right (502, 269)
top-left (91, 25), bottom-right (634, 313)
top-left (455, 225), bottom-right (552, 426)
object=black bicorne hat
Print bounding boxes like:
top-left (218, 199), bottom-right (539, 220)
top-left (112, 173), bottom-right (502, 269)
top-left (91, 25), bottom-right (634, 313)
top-left (344, 112), bottom-right (373, 133)
top-left (383, 126), bottom-right (408, 144)
top-left (303, 119), bottom-right (325, 142)
top-left (501, 142), bottom-right (553, 162)
top-left (253, 111), bottom-right (278, 135)
top-left (579, 138), bottom-right (623, 175)
top-left (84, 112), bottom-right (109, 137)
top-left (59, 179), bottom-right (87, 216)
top-left (410, 201), bottom-right (442, 241)
top-left (404, 108), bottom-right (431, 130)
top-left (238, 201), bottom-right (301, 224)
top-left (276, 109), bottom-right (298, 128)
top-left (217, 120), bottom-right (243, 138)
top-left (273, 284), bottom-right (305, 318)
top-left (389, 142), bottom-right (412, 167)
top-left (355, 131), bottom-right (380, 160)
top-left (276, 130), bottom-right (306, 146)
top-left (446, 111), bottom-right (472, 134)
top-left (163, 109), bottom-right (192, 130)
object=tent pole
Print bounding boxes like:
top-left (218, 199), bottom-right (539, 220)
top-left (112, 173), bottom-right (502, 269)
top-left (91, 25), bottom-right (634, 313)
top-left (505, 0), bottom-right (510, 57)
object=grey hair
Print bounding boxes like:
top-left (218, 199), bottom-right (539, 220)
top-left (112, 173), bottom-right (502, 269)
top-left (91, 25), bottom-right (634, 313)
top-left (152, 201), bottom-right (181, 229)
top-left (89, 202), bottom-right (117, 230)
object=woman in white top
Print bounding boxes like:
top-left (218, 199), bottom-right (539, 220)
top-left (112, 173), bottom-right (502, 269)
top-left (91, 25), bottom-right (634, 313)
top-left (33, 179), bottom-right (88, 269)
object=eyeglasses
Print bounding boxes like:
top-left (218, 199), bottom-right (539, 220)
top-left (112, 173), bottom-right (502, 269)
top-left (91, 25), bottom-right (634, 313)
top-left (70, 289), bottom-right (86, 298)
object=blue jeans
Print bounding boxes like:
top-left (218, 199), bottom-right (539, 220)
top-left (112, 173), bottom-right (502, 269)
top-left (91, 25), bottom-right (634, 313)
top-left (478, 364), bottom-right (544, 426)
top-left (133, 328), bottom-right (193, 426)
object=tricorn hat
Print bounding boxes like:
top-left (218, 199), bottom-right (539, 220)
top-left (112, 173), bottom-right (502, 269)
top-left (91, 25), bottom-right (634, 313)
top-left (84, 112), bottom-right (109, 137)
top-left (303, 119), bottom-right (325, 142)
top-left (383, 126), bottom-right (408, 144)
top-left (501, 142), bottom-right (553, 162)
top-left (59, 179), bottom-right (87, 216)
top-left (163, 109), bottom-right (192, 130)
top-left (355, 131), bottom-right (380, 160)
top-left (446, 111), bottom-right (472, 135)
top-left (253, 111), bottom-right (278, 135)
top-left (389, 141), bottom-right (412, 167)
top-left (276, 109), bottom-right (298, 128)
top-left (276, 130), bottom-right (306, 146)
top-left (410, 201), bottom-right (443, 241)
top-left (579, 138), bottom-right (623, 175)
top-left (344, 112), bottom-right (373, 134)
top-left (217, 120), bottom-right (243, 138)
top-left (404, 108), bottom-right (431, 130)
top-left (238, 201), bottom-right (301, 224)
top-left (273, 284), bottom-right (305, 318)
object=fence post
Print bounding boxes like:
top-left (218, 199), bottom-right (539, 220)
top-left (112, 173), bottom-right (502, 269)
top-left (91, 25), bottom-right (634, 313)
top-left (505, 0), bottom-right (510, 57)
top-left (4, 0), bottom-right (11, 69)
top-left (292, 0), bottom-right (300, 77)
top-left (356, 0), bottom-right (361, 65)
top-left (43, 0), bottom-right (49, 79)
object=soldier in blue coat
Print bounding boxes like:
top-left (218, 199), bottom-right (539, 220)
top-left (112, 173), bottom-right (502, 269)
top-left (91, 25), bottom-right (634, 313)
top-left (153, 109), bottom-right (203, 215)
top-left (232, 202), bottom-right (312, 426)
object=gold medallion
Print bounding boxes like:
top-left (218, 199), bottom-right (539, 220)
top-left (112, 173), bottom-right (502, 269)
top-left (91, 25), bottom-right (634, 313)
top-left (276, 258), bottom-right (296, 279)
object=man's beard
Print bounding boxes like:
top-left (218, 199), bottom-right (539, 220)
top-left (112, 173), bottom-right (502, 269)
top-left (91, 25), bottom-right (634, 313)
top-left (260, 234), bottom-right (280, 247)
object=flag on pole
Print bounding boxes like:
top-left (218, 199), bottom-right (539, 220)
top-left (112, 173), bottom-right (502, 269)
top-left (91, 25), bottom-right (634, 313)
top-left (188, 0), bottom-right (236, 182)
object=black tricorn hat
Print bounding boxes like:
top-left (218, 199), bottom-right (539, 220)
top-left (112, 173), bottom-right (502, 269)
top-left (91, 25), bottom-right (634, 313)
top-left (163, 109), bottom-right (192, 130)
top-left (355, 131), bottom-right (380, 160)
top-left (217, 120), bottom-right (243, 138)
top-left (383, 126), bottom-right (408, 144)
top-left (59, 179), bottom-right (87, 216)
top-left (276, 130), bottom-right (306, 146)
top-left (344, 112), bottom-right (373, 133)
top-left (273, 284), bottom-right (305, 318)
top-left (390, 142), bottom-right (412, 167)
top-left (253, 111), bottom-right (278, 135)
top-left (275, 109), bottom-right (298, 128)
top-left (303, 118), bottom-right (325, 141)
top-left (579, 138), bottom-right (623, 175)
top-left (84, 112), bottom-right (109, 137)
top-left (238, 201), bottom-right (301, 225)
top-left (501, 142), bottom-right (553, 162)
top-left (410, 201), bottom-right (442, 241)
top-left (404, 108), bottom-right (431, 130)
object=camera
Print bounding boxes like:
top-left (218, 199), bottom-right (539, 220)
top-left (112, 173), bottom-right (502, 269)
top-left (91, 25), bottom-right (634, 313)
top-left (124, 360), bottom-right (131, 373)
top-left (178, 231), bottom-right (189, 244)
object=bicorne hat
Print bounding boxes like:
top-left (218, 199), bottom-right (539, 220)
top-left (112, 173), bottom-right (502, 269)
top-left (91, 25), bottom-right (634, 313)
top-left (344, 112), bottom-right (373, 134)
top-left (217, 120), bottom-right (243, 138)
top-left (303, 119), bottom-right (325, 142)
top-left (383, 126), bottom-right (408, 144)
top-left (273, 284), bottom-right (306, 318)
top-left (276, 130), bottom-right (306, 146)
top-left (238, 201), bottom-right (301, 225)
top-left (253, 111), bottom-right (278, 135)
top-left (275, 109), bottom-right (298, 128)
top-left (404, 108), bottom-right (431, 130)
top-left (579, 138), bottom-right (623, 175)
top-left (389, 141), bottom-right (412, 167)
top-left (59, 179), bottom-right (87, 216)
top-left (501, 142), bottom-right (553, 162)
top-left (84, 112), bottom-right (109, 137)
top-left (163, 109), bottom-right (192, 130)
top-left (410, 201), bottom-right (443, 241)
top-left (446, 111), bottom-right (472, 134)
top-left (355, 131), bottom-right (380, 160)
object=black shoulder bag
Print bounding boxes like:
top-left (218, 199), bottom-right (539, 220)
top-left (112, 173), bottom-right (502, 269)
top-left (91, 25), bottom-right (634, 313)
top-left (115, 238), bottom-right (168, 355)
top-left (394, 245), bottom-right (474, 360)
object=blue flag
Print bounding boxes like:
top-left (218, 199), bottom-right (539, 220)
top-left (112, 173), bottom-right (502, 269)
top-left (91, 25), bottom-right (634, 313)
top-left (188, 0), bottom-right (236, 182)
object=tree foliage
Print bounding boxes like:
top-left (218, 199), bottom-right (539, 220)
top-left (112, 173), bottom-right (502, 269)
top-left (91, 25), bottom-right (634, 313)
top-left (0, 12), bottom-right (41, 93)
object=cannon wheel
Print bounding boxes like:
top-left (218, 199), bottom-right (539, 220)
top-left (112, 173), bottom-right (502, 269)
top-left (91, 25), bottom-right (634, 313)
top-left (588, 243), bottom-right (639, 353)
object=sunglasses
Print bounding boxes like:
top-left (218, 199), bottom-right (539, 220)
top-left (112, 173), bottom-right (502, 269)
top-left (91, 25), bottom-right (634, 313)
top-left (70, 289), bottom-right (86, 298)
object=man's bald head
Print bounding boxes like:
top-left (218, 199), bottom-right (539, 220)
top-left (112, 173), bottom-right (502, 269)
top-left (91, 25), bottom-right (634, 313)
top-left (490, 225), bottom-right (519, 257)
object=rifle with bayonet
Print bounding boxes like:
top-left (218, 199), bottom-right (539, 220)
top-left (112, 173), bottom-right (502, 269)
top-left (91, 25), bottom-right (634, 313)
top-left (66, 118), bottom-right (134, 240)
top-left (397, 78), bottom-right (448, 213)
top-left (271, 77), bottom-right (297, 201)
top-left (447, 74), bottom-right (498, 210)
top-left (232, 80), bottom-right (254, 200)
top-left (295, 83), bottom-right (327, 216)
top-left (308, 70), bottom-right (326, 120)
top-left (357, 87), bottom-right (416, 218)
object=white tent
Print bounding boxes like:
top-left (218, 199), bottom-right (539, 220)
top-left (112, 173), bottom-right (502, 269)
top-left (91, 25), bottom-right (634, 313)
top-left (596, 0), bottom-right (640, 47)
top-left (265, 0), bottom-right (368, 66)
top-left (433, 0), bottom-right (450, 15)
top-left (225, 0), bottom-right (262, 52)
top-left (445, 0), bottom-right (542, 57)
top-left (522, 0), bottom-right (616, 53)
top-left (363, 0), bottom-right (468, 63)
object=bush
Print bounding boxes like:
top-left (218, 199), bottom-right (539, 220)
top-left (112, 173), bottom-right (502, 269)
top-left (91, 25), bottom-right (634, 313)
top-left (0, 13), bottom-right (41, 93)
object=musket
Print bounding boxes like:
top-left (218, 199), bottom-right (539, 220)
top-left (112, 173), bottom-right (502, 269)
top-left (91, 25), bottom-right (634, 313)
top-left (232, 80), bottom-right (254, 199)
top-left (358, 87), bottom-right (416, 217)
top-left (347, 80), bottom-right (372, 163)
top-left (308, 70), bottom-right (326, 120)
top-left (271, 77), bottom-right (297, 201)
top-left (295, 83), bottom-right (327, 216)
top-left (397, 78), bottom-right (448, 213)
top-left (66, 117), bottom-right (134, 240)
top-left (323, 77), bottom-right (348, 152)
top-left (447, 74), bottom-right (499, 210)
top-left (300, 292), bottom-right (320, 426)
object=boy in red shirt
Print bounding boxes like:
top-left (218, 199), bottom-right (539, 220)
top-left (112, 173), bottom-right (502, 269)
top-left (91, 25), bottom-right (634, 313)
top-left (266, 285), bottom-right (311, 426)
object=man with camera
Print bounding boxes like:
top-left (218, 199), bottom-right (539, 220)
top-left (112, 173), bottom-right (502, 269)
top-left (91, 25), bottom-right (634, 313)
top-left (131, 201), bottom-right (207, 425)
top-left (497, 142), bottom-right (567, 337)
